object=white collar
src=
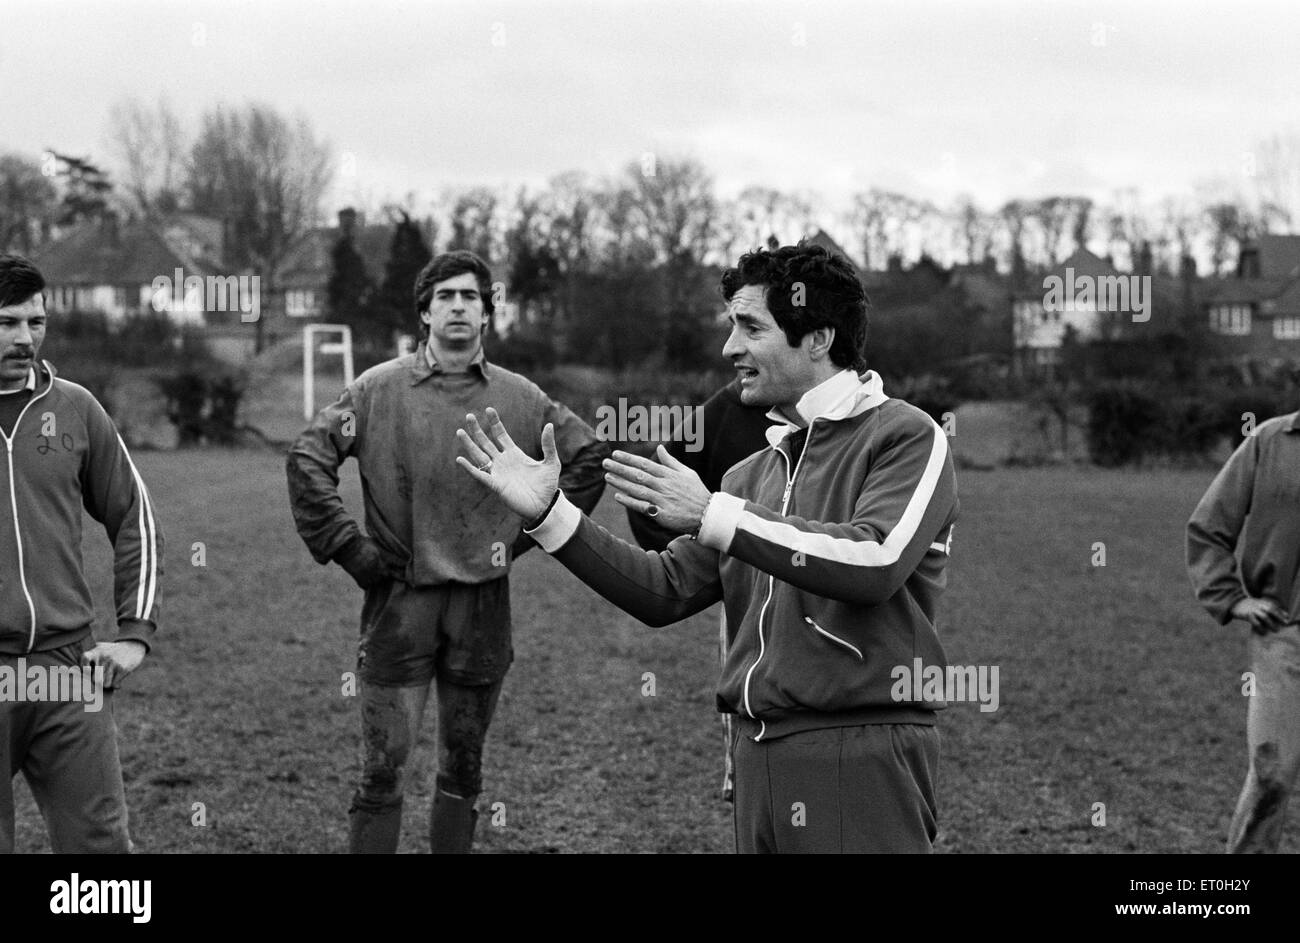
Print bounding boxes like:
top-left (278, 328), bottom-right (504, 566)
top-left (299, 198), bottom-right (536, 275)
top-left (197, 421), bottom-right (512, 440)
top-left (764, 369), bottom-right (888, 448)
top-left (0, 367), bottom-right (36, 395)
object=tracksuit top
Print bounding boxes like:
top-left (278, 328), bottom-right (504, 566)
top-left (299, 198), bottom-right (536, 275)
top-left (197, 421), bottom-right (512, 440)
top-left (527, 369), bottom-right (960, 740)
top-left (0, 361), bottom-right (162, 655)
top-left (1187, 410), bottom-right (1300, 626)
top-left (287, 345), bottom-right (610, 585)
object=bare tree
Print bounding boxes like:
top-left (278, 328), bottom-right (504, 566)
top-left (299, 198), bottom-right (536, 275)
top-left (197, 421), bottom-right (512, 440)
top-left (0, 153), bottom-right (58, 254)
top-left (1203, 202), bottom-right (1262, 276)
top-left (998, 199), bottom-right (1033, 275)
top-left (186, 103), bottom-right (333, 351)
top-left (1035, 196), bottom-right (1093, 264)
top-left (441, 186), bottom-right (505, 263)
top-left (622, 156), bottom-right (717, 267)
top-left (850, 189), bottom-right (925, 270)
top-left (950, 195), bottom-right (995, 265)
top-left (1250, 131), bottom-right (1300, 233)
top-left (106, 96), bottom-right (185, 216)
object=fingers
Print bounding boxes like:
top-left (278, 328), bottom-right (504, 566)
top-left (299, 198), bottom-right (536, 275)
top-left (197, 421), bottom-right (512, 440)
top-left (656, 444), bottom-right (689, 470)
top-left (608, 450), bottom-right (668, 479)
top-left (462, 413), bottom-right (501, 459)
top-left (81, 650), bottom-right (116, 688)
top-left (605, 469), bottom-right (658, 504)
top-left (604, 456), bottom-right (669, 492)
top-left (612, 490), bottom-right (658, 517)
top-left (455, 454), bottom-right (498, 489)
top-left (456, 426), bottom-right (493, 469)
top-left (540, 423), bottom-right (558, 465)
top-left (485, 407), bottom-right (517, 453)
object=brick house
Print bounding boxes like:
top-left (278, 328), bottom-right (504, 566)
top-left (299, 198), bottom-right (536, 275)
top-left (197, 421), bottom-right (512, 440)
top-left (1203, 235), bottom-right (1300, 366)
top-left (272, 208), bottom-right (394, 323)
top-left (31, 214), bottom-right (225, 325)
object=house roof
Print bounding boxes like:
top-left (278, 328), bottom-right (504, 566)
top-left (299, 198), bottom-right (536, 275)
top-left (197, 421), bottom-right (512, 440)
top-left (276, 223), bottom-right (394, 289)
top-left (1205, 276), bottom-right (1293, 305)
top-left (1268, 278), bottom-right (1300, 315)
top-left (32, 217), bottom-right (216, 285)
top-left (804, 229), bottom-right (863, 271)
top-left (952, 269), bottom-right (1010, 311)
top-left (1256, 235), bottom-right (1300, 279)
top-left (1008, 249), bottom-right (1121, 299)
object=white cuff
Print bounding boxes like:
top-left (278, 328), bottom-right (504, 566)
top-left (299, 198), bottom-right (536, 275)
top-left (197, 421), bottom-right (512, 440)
top-left (523, 492), bottom-right (582, 552)
top-left (697, 492), bottom-right (746, 551)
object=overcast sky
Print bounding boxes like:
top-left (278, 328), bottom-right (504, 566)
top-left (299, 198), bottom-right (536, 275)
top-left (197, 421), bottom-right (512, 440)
top-left (3, 0), bottom-right (1297, 222)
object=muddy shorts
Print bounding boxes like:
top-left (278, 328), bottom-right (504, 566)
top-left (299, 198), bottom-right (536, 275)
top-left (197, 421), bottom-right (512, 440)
top-left (357, 577), bottom-right (513, 687)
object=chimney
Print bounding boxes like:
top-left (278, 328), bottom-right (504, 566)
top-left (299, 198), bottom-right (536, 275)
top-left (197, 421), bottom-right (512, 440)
top-left (338, 207), bottom-right (358, 241)
top-left (1236, 245), bottom-right (1260, 279)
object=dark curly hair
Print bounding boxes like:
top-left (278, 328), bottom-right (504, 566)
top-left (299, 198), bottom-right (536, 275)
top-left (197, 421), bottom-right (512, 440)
top-left (0, 254), bottom-right (45, 309)
top-left (719, 242), bottom-right (868, 371)
top-left (413, 250), bottom-right (495, 341)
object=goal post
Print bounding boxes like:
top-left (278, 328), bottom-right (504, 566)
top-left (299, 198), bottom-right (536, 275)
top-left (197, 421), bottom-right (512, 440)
top-left (303, 323), bottom-right (355, 420)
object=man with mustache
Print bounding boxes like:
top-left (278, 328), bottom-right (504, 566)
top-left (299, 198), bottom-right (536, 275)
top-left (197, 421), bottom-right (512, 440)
top-left (0, 254), bottom-right (162, 854)
top-left (458, 243), bottom-right (959, 853)
top-left (288, 250), bottom-right (608, 853)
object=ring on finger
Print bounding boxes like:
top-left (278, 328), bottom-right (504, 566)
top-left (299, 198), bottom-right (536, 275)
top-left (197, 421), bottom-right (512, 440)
top-left (645, 503), bottom-right (660, 518)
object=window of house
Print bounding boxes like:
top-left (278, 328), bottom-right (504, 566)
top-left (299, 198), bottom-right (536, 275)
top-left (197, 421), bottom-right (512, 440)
top-left (287, 290), bottom-right (318, 317)
top-left (1211, 305), bottom-right (1252, 335)
top-left (1275, 316), bottom-right (1300, 340)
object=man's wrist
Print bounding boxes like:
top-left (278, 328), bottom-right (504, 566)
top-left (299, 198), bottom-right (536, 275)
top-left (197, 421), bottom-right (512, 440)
top-left (527, 489), bottom-right (561, 529)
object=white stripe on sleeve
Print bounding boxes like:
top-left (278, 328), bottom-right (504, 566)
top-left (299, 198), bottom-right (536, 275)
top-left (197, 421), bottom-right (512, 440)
top-left (116, 433), bottom-right (159, 620)
top-left (733, 421), bottom-right (948, 568)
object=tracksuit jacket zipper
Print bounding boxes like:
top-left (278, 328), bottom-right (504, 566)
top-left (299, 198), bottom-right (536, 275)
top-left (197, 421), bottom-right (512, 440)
top-left (1, 375), bottom-right (54, 653)
top-left (741, 419), bottom-right (816, 741)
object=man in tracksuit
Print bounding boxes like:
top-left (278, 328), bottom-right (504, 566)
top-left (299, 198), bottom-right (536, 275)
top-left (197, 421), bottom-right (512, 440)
top-left (287, 250), bottom-right (608, 853)
top-left (1187, 410), bottom-right (1300, 853)
top-left (458, 243), bottom-right (959, 852)
top-left (0, 254), bottom-right (162, 854)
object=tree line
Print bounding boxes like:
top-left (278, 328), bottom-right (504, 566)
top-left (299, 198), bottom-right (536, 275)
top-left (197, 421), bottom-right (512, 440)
top-left (1, 97), bottom-right (1297, 370)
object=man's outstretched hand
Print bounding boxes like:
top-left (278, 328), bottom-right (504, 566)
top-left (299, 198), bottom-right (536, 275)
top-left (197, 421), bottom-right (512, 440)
top-left (604, 447), bottom-right (711, 536)
top-left (456, 408), bottom-right (560, 522)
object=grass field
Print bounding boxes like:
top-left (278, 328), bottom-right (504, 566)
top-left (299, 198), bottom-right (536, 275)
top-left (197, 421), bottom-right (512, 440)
top-left (12, 450), bottom-right (1286, 854)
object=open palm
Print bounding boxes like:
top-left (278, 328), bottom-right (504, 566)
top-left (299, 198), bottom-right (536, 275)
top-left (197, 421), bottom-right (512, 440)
top-left (456, 408), bottom-right (560, 521)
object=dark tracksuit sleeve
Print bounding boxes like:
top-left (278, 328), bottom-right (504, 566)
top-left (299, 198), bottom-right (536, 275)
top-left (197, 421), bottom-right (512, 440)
top-left (699, 418), bottom-right (955, 607)
top-left (511, 395), bottom-right (611, 558)
top-left (80, 397), bottom-right (163, 650)
top-left (525, 495), bottom-right (724, 627)
top-left (1186, 433), bottom-right (1257, 625)
top-left (286, 384), bottom-right (365, 565)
